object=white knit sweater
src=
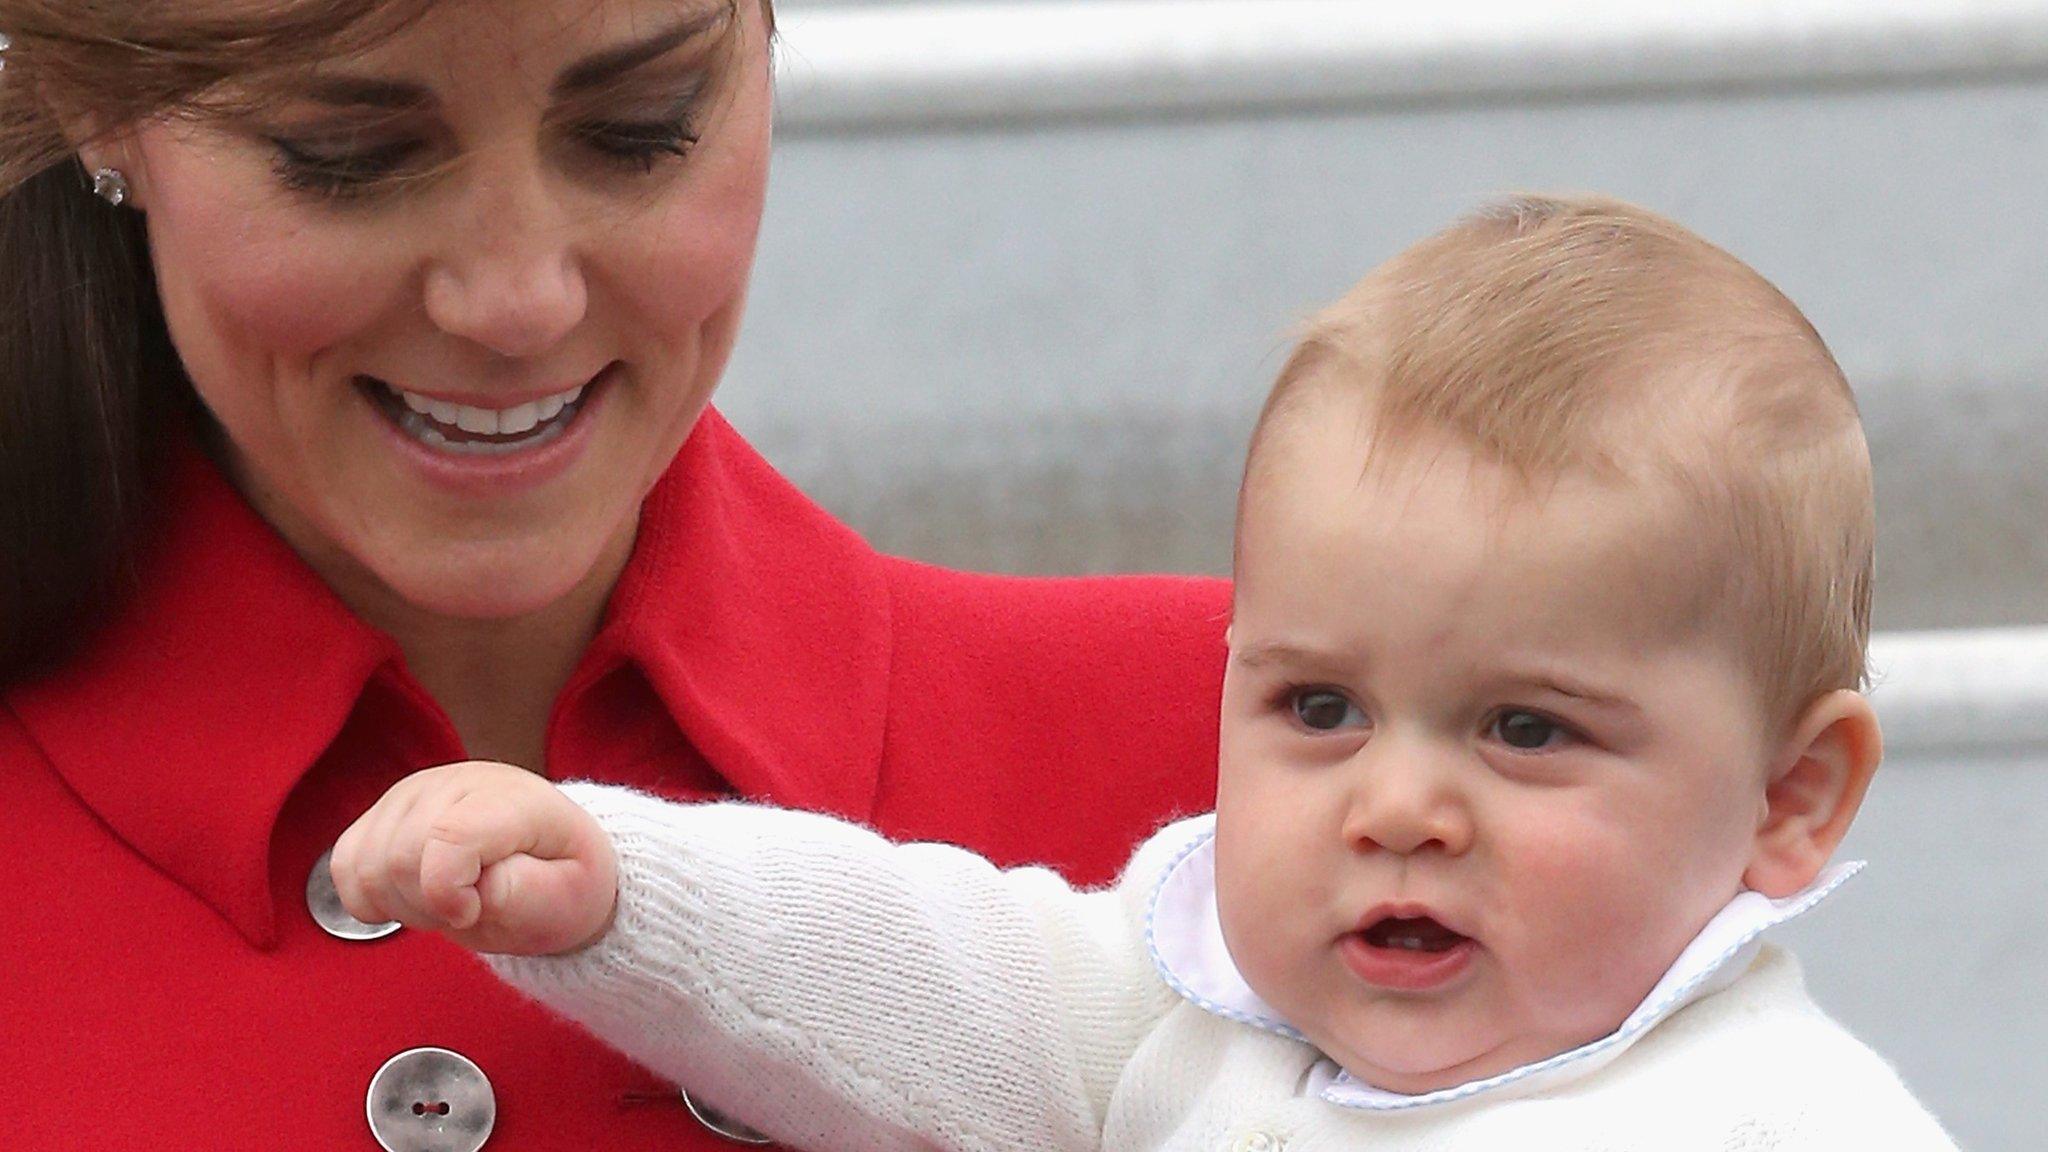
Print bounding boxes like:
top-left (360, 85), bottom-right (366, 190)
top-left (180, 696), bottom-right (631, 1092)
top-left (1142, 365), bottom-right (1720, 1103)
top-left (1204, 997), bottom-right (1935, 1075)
top-left (488, 784), bottom-right (1958, 1152)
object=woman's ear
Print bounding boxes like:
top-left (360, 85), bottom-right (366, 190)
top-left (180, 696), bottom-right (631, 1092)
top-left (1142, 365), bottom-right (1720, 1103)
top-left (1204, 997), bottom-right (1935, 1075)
top-left (1744, 689), bottom-right (1882, 897)
top-left (46, 88), bottom-right (147, 211)
top-left (74, 133), bottom-right (146, 210)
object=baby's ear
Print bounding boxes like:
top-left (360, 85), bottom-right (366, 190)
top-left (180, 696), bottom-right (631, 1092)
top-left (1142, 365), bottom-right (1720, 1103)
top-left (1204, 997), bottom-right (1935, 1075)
top-left (1744, 690), bottom-right (1882, 898)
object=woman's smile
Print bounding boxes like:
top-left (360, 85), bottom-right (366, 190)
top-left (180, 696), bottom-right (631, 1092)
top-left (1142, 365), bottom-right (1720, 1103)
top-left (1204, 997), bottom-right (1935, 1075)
top-left (354, 363), bottom-right (621, 496)
top-left (368, 374), bottom-right (596, 454)
top-left (127, 0), bottom-right (771, 622)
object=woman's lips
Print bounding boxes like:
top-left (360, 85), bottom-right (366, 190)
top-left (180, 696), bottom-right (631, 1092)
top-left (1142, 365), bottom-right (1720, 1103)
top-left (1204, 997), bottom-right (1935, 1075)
top-left (1340, 910), bottom-right (1478, 992)
top-left (362, 362), bottom-right (618, 494)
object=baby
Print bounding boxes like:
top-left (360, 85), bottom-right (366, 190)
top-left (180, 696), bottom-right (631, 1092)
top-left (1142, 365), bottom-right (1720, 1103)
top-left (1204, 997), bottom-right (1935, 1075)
top-left (334, 195), bottom-right (1957, 1150)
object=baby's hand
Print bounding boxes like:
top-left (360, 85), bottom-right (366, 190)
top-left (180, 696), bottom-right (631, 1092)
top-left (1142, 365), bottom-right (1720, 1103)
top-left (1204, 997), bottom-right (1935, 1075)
top-left (330, 761), bottom-right (618, 956)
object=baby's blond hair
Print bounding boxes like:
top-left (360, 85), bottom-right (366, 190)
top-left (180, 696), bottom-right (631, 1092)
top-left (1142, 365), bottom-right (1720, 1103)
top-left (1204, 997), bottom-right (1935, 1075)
top-left (1244, 195), bottom-right (1873, 728)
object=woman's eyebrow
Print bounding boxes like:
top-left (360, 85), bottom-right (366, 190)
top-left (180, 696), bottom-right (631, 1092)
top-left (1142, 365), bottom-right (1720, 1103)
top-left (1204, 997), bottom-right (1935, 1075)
top-left (290, 6), bottom-right (731, 110)
top-left (299, 76), bottom-right (435, 111)
top-left (554, 5), bottom-right (732, 94)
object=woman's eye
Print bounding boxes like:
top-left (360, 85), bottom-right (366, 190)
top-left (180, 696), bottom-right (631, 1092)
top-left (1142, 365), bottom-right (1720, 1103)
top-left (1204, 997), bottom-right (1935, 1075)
top-left (1492, 710), bottom-right (1571, 751)
top-left (578, 116), bottom-right (701, 172)
top-left (268, 136), bottom-right (424, 199)
top-left (1290, 690), bottom-right (1364, 732)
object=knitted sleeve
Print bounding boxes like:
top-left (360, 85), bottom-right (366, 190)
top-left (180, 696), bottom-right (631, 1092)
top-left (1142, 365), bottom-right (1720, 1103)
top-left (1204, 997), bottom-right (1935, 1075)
top-left (485, 782), bottom-right (1194, 1152)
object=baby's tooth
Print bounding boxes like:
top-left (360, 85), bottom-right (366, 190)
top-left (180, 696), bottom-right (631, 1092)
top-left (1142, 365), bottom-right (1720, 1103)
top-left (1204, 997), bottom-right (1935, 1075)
top-left (428, 399), bottom-right (462, 426)
top-left (499, 402), bottom-right (541, 436)
top-left (564, 385), bottom-right (585, 405)
top-left (536, 395), bottom-right (566, 422)
top-left (400, 390), bottom-right (435, 416)
top-left (455, 406), bottom-right (498, 435)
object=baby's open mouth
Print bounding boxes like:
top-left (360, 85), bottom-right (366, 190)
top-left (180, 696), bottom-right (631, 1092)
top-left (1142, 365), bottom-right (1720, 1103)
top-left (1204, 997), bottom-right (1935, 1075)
top-left (1360, 916), bottom-right (1470, 954)
top-left (1343, 913), bottom-right (1478, 991)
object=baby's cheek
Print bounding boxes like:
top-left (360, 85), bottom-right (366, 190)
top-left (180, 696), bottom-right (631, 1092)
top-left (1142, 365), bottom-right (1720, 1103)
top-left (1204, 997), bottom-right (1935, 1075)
top-left (1501, 819), bottom-right (1668, 983)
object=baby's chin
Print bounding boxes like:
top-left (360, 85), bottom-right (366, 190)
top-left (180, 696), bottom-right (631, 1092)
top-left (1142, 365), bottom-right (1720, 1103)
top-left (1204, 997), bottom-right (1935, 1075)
top-left (1319, 1022), bottom-right (1607, 1097)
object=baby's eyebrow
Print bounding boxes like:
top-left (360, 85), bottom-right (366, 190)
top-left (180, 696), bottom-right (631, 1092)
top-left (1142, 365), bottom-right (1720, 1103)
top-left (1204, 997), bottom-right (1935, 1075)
top-left (1230, 641), bottom-right (1343, 671)
top-left (1511, 671), bottom-right (1643, 715)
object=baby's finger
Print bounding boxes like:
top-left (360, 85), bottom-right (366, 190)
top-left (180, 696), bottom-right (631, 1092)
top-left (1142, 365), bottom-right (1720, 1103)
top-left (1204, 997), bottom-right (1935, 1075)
top-left (404, 786), bottom-right (552, 924)
top-left (419, 834), bottom-right (485, 930)
top-left (426, 781), bottom-right (569, 870)
top-left (366, 793), bottom-right (453, 929)
top-left (460, 847), bottom-right (615, 956)
top-left (331, 809), bottom-right (400, 925)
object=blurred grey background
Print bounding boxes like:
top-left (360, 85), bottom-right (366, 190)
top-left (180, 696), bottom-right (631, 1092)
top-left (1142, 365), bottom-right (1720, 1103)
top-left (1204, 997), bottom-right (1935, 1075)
top-left (719, 3), bottom-right (2047, 1147)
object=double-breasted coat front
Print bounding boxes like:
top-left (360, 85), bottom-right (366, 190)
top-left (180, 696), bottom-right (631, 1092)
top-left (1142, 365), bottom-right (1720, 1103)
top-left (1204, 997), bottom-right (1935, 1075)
top-left (1, 410), bottom-right (1228, 1150)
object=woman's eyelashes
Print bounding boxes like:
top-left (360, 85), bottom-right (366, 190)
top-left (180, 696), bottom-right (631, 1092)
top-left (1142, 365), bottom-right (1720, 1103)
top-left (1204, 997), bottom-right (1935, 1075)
top-left (578, 114), bottom-right (702, 173)
top-left (267, 134), bottom-right (426, 198)
top-left (266, 107), bottom-right (704, 199)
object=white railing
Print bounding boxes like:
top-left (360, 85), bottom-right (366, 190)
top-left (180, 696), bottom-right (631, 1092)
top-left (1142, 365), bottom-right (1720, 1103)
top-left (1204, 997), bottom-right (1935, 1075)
top-left (772, 0), bottom-right (2048, 132)
top-left (1867, 627), bottom-right (2048, 755)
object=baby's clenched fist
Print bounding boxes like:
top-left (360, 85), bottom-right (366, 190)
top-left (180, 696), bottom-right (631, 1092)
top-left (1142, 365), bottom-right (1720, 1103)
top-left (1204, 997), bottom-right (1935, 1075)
top-left (330, 760), bottom-right (618, 956)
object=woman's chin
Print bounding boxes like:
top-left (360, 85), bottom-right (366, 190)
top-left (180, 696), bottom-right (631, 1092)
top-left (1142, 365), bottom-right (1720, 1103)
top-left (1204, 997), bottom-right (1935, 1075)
top-left (356, 533), bottom-right (630, 626)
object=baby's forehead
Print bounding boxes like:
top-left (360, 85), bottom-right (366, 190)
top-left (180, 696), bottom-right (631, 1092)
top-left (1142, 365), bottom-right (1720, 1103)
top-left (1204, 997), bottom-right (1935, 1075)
top-left (1238, 410), bottom-right (1732, 644)
top-left (1249, 382), bottom-right (1699, 528)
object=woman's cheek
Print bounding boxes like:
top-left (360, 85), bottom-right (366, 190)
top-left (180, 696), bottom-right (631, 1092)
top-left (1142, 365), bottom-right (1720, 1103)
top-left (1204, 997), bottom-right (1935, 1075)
top-left (624, 77), bottom-right (773, 338)
top-left (629, 216), bottom-right (756, 341)
top-left (206, 241), bottom-right (403, 361)
top-left (143, 136), bottom-right (399, 361)
top-left (629, 165), bottom-right (767, 339)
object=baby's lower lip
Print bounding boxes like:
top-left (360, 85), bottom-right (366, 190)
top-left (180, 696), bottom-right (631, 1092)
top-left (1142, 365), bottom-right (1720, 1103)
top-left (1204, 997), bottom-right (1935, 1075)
top-left (1339, 933), bottom-right (1477, 992)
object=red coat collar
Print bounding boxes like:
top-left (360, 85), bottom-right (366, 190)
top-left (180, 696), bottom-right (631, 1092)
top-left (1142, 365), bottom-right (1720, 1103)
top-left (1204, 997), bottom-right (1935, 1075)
top-left (5, 409), bottom-right (890, 948)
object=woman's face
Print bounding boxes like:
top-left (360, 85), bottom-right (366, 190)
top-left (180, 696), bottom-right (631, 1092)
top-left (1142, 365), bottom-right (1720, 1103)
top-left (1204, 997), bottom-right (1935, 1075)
top-left (123, 0), bottom-right (771, 622)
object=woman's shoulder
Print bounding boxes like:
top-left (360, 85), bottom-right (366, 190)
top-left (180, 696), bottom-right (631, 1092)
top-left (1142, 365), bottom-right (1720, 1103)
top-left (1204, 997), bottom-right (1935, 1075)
top-left (875, 557), bottom-right (1229, 761)
top-left (879, 555), bottom-right (1230, 671)
top-left (866, 559), bottom-right (1228, 883)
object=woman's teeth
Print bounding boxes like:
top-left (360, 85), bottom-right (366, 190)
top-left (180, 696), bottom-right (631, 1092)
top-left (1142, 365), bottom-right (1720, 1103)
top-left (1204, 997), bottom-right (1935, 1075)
top-left (398, 384), bottom-right (584, 437)
top-left (381, 380), bottom-right (588, 455)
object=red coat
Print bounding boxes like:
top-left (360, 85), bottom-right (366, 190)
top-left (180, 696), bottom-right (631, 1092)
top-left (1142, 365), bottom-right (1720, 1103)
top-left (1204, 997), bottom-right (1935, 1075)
top-left (1, 410), bottom-right (1227, 1150)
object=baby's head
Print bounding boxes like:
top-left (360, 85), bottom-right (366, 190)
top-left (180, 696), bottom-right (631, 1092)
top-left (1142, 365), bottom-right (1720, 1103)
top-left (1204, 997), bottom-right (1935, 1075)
top-left (1211, 195), bottom-right (1879, 1094)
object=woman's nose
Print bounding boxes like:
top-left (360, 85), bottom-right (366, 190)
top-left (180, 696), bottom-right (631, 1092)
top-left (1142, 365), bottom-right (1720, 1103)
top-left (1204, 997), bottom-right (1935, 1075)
top-left (422, 163), bottom-right (588, 359)
top-left (1339, 742), bottom-right (1475, 857)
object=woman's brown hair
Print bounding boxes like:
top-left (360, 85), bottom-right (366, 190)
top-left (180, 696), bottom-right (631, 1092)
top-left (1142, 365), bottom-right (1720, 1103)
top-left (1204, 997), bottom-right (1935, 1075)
top-left (0, 0), bottom-right (771, 682)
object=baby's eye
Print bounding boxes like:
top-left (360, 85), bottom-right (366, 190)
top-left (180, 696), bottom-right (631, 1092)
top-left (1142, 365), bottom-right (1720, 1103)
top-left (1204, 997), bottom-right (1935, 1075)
top-left (1290, 689), bottom-right (1365, 732)
top-left (1491, 710), bottom-right (1572, 751)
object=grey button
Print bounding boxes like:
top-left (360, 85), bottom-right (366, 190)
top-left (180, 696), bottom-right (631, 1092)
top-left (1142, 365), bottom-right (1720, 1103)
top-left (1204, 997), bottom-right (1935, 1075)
top-left (366, 1047), bottom-right (496, 1152)
top-left (308, 848), bottom-right (402, 941)
top-left (682, 1088), bottom-right (773, 1145)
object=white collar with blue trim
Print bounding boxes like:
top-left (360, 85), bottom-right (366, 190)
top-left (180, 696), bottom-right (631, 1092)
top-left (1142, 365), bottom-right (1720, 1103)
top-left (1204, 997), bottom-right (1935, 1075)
top-left (1144, 816), bottom-right (1860, 1113)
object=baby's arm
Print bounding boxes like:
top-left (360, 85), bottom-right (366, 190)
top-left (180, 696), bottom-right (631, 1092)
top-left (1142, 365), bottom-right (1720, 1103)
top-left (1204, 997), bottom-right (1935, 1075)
top-left (333, 762), bottom-right (1183, 1152)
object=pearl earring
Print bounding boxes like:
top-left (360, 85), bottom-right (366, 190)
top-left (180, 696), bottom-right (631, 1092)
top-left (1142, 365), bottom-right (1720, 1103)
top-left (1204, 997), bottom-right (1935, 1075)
top-left (90, 167), bottom-right (129, 207)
